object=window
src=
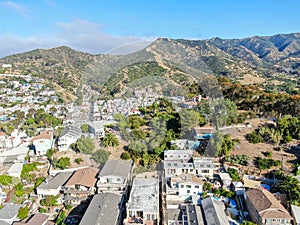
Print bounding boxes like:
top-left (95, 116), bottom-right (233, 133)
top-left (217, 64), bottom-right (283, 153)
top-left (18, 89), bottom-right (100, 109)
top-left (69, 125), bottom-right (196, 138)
top-left (187, 190), bottom-right (190, 193)
top-left (195, 185), bottom-right (199, 188)
top-left (181, 185), bottom-right (184, 188)
top-left (186, 185), bottom-right (191, 188)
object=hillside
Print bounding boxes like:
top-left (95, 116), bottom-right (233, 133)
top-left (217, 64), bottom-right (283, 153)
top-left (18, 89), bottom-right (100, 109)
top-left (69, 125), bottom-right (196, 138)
top-left (0, 33), bottom-right (299, 99)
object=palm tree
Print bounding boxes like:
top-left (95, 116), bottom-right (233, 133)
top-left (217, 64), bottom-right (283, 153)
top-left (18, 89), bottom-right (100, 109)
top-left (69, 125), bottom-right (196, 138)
top-left (102, 133), bottom-right (119, 148)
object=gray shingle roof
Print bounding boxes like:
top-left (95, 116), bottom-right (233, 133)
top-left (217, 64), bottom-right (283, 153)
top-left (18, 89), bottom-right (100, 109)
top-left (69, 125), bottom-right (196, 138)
top-left (79, 193), bottom-right (121, 225)
top-left (0, 203), bottom-right (23, 220)
top-left (99, 160), bottom-right (131, 178)
top-left (36, 172), bottom-right (73, 190)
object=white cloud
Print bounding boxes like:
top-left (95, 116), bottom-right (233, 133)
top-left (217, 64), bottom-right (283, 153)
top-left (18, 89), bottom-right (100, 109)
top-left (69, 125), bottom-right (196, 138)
top-left (0, 1), bottom-right (27, 17)
top-left (0, 19), bottom-right (155, 57)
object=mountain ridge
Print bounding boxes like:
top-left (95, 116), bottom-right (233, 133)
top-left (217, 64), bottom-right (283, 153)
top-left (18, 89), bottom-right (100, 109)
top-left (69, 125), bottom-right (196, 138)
top-left (0, 32), bottom-right (299, 99)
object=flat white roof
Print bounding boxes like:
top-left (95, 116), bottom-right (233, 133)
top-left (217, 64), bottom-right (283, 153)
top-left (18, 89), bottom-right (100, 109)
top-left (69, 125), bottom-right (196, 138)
top-left (7, 163), bottom-right (23, 177)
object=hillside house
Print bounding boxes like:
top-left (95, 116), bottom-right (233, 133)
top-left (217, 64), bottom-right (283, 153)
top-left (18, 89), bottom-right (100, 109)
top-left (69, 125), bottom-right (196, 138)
top-left (57, 126), bottom-right (81, 151)
top-left (32, 130), bottom-right (54, 156)
top-left (64, 167), bottom-right (98, 205)
top-left (245, 188), bottom-right (293, 225)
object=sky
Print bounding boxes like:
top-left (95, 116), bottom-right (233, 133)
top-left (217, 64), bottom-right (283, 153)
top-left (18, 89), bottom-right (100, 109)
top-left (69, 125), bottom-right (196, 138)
top-left (0, 0), bottom-right (299, 57)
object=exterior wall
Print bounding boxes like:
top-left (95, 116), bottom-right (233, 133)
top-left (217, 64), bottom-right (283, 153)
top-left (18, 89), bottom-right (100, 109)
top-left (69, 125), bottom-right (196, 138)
top-left (196, 168), bottom-right (213, 178)
top-left (36, 188), bottom-right (60, 199)
top-left (245, 197), bottom-right (262, 225)
top-left (33, 138), bottom-right (53, 155)
top-left (58, 135), bottom-right (77, 151)
top-left (171, 182), bottom-right (202, 196)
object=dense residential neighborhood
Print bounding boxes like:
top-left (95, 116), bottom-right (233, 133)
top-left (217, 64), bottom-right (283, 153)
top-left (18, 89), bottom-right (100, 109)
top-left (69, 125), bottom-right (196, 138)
top-left (1, 55), bottom-right (300, 225)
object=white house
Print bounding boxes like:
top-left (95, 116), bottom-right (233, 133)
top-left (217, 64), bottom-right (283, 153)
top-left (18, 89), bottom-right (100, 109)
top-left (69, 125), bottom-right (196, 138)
top-left (57, 126), bottom-right (82, 151)
top-left (36, 172), bottom-right (73, 201)
top-left (32, 130), bottom-right (54, 156)
top-left (88, 121), bottom-right (117, 138)
top-left (219, 172), bottom-right (233, 189)
top-left (169, 173), bottom-right (203, 196)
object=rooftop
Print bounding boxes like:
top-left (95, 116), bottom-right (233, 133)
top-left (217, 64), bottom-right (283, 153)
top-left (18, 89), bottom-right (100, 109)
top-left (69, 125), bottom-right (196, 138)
top-left (37, 172), bottom-right (74, 190)
top-left (246, 188), bottom-right (292, 219)
top-left (99, 159), bottom-right (132, 178)
top-left (201, 197), bottom-right (228, 225)
top-left (32, 130), bottom-right (53, 141)
top-left (127, 178), bottom-right (159, 213)
top-left (13, 214), bottom-right (54, 225)
top-left (0, 203), bottom-right (23, 220)
top-left (65, 167), bottom-right (98, 188)
top-left (79, 193), bottom-right (121, 225)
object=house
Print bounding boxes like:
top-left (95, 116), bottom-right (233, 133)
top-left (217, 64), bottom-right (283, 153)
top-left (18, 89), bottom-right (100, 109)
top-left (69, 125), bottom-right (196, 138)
top-left (245, 188), bottom-right (293, 225)
top-left (201, 197), bottom-right (229, 225)
top-left (291, 205), bottom-right (300, 225)
top-left (63, 167), bottom-right (98, 205)
top-left (124, 178), bottom-right (159, 225)
top-left (36, 172), bottom-right (73, 201)
top-left (164, 150), bottom-right (194, 161)
top-left (97, 159), bottom-right (132, 194)
top-left (5, 136), bottom-right (21, 149)
top-left (218, 172), bottom-right (233, 189)
top-left (193, 157), bottom-right (214, 178)
top-left (164, 150), bottom-right (214, 179)
top-left (88, 121), bottom-right (117, 138)
top-left (0, 203), bottom-right (24, 225)
top-left (79, 193), bottom-right (122, 225)
top-left (167, 204), bottom-right (204, 225)
top-left (13, 214), bottom-right (54, 225)
top-left (7, 163), bottom-right (23, 178)
top-left (32, 130), bottom-right (54, 156)
top-left (57, 126), bottom-right (82, 151)
top-left (169, 173), bottom-right (203, 196)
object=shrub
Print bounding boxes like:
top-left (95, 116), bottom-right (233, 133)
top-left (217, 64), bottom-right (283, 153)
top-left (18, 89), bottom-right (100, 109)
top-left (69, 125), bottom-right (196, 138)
top-left (227, 168), bottom-right (240, 181)
top-left (74, 157), bottom-right (83, 164)
top-left (39, 207), bottom-right (47, 213)
top-left (246, 131), bottom-right (262, 144)
top-left (224, 155), bottom-right (249, 166)
top-left (91, 149), bottom-right (110, 163)
top-left (120, 152), bottom-right (131, 160)
top-left (263, 151), bottom-right (272, 158)
top-left (255, 157), bottom-right (281, 170)
top-left (17, 206), bottom-right (29, 220)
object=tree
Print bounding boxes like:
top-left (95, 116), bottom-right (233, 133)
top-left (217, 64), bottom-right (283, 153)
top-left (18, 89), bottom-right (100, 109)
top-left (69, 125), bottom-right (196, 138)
top-left (40, 195), bottom-right (58, 206)
top-left (91, 149), bottom-right (110, 163)
top-left (46, 148), bottom-right (55, 161)
top-left (15, 183), bottom-right (24, 197)
top-left (179, 109), bottom-right (199, 137)
top-left (102, 133), bottom-right (119, 147)
top-left (80, 124), bottom-right (89, 133)
top-left (35, 177), bottom-right (45, 188)
top-left (56, 157), bottom-right (70, 169)
top-left (74, 157), bottom-right (83, 164)
top-left (0, 175), bottom-right (12, 186)
top-left (72, 137), bottom-right (95, 154)
top-left (17, 206), bottom-right (29, 220)
top-left (227, 168), bottom-right (240, 181)
top-left (278, 175), bottom-right (300, 205)
top-left (120, 152), bottom-right (131, 160)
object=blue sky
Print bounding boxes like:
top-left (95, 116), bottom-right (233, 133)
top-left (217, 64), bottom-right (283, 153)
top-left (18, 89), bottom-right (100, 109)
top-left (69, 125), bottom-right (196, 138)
top-left (0, 0), bottom-right (299, 57)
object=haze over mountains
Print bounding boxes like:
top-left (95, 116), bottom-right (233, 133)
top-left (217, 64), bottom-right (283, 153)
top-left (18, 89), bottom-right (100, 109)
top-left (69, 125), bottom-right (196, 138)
top-left (0, 32), bottom-right (299, 99)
